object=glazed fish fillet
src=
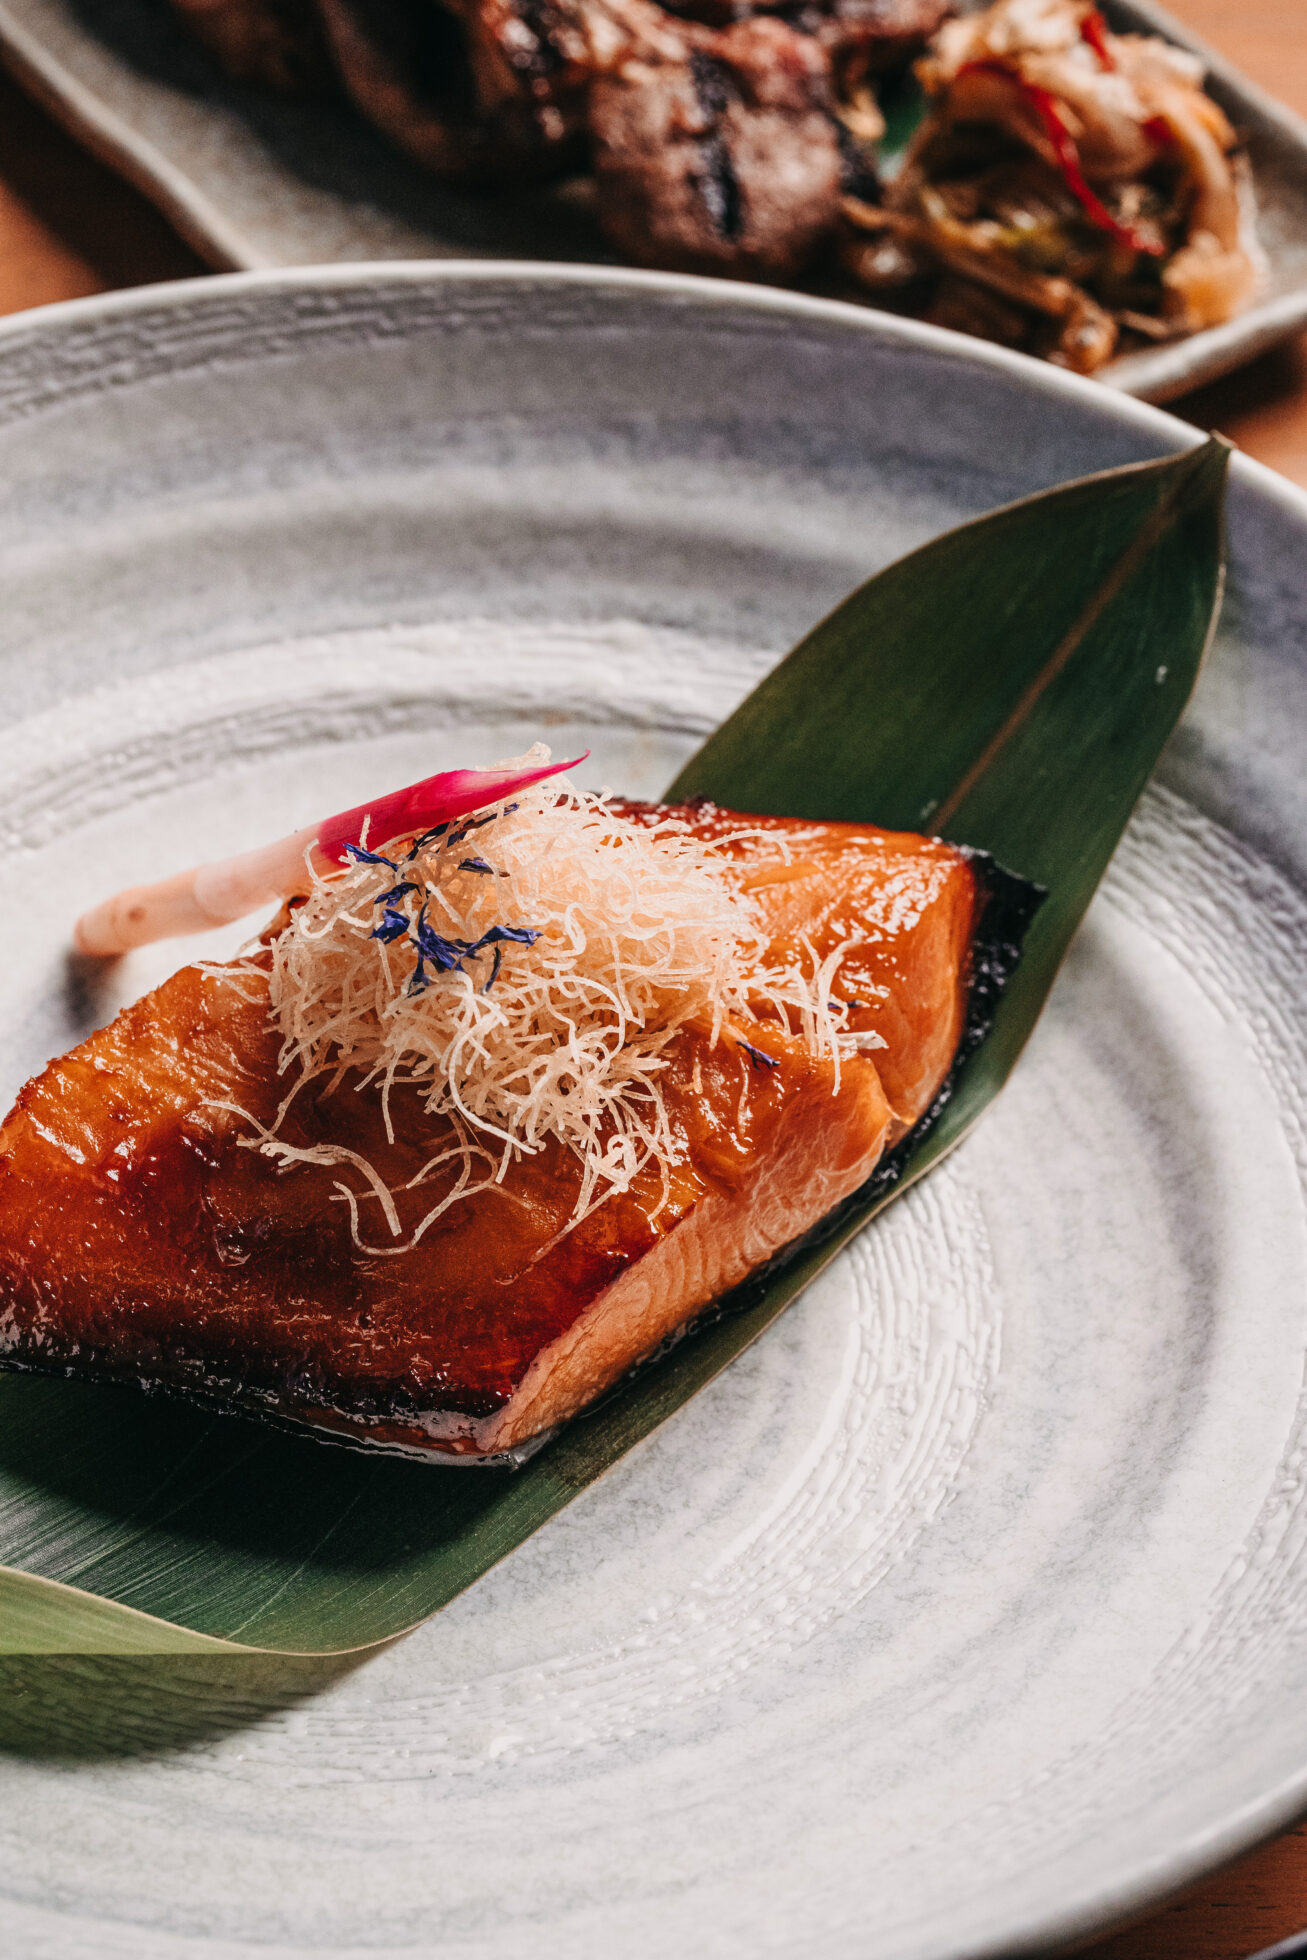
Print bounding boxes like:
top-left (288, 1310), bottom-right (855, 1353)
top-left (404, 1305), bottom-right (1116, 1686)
top-left (0, 803), bottom-right (989, 1459)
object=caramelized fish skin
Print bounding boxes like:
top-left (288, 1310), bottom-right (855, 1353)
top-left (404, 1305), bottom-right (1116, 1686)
top-left (0, 805), bottom-right (976, 1455)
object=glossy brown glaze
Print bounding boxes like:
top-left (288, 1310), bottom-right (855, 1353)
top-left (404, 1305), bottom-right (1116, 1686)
top-left (0, 802), bottom-right (978, 1455)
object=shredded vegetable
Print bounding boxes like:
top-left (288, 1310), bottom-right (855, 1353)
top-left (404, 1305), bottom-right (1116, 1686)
top-left (226, 750), bottom-right (883, 1252)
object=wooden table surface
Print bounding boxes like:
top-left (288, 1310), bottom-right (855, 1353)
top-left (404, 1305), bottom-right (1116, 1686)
top-left (0, 6), bottom-right (1305, 1955)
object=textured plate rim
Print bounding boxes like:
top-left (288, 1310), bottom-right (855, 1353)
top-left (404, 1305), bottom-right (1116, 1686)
top-left (0, 253), bottom-right (1304, 526)
top-left (0, 259), bottom-right (1305, 1958)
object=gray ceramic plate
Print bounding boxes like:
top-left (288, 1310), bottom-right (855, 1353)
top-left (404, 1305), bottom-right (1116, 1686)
top-left (1, 0), bottom-right (1306, 402)
top-left (0, 264), bottom-right (1305, 1960)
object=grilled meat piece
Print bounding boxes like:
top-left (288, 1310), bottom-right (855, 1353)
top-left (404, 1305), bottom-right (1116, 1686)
top-left (159, 0), bottom-right (945, 259)
top-left (315, 0), bottom-right (584, 182)
top-left (807, 0), bottom-right (953, 68)
top-left (168, 0), bottom-right (690, 183)
top-left (658, 0), bottom-right (952, 70)
top-left (590, 16), bottom-right (844, 277)
top-left (0, 808), bottom-right (984, 1459)
top-left (163, 0), bottom-right (951, 268)
top-left (448, 0), bottom-right (688, 115)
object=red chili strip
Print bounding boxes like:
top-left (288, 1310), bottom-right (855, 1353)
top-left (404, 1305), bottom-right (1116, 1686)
top-left (956, 60), bottom-right (1165, 256)
top-left (317, 752), bottom-right (589, 863)
top-left (1080, 10), bottom-right (1114, 69)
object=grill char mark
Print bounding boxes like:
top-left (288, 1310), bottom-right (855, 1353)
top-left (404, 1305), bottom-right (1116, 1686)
top-left (689, 50), bottom-right (745, 239)
top-left (164, 0), bottom-right (949, 266)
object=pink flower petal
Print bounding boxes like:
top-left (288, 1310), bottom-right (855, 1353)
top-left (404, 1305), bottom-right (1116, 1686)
top-left (315, 754), bottom-right (588, 864)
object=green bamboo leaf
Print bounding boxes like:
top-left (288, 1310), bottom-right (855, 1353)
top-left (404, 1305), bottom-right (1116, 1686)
top-left (0, 438), bottom-right (1229, 1654)
top-left (667, 435), bottom-right (1230, 1170)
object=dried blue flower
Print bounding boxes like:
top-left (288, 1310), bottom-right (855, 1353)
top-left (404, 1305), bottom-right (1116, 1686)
top-left (468, 925), bottom-right (540, 987)
top-left (404, 824), bottom-right (449, 860)
top-left (412, 910), bottom-right (471, 973)
top-left (459, 857), bottom-right (496, 876)
top-left (469, 925), bottom-right (541, 951)
top-left (737, 1038), bottom-right (779, 1070)
top-left (375, 881), bottom-right (417, 907)
top-left (388, 901), bottom-right (543, 997)
top-left (344, 843), bottom-right (396, 869)
top-left (371, 907), bottom-right (411, 943)
top-left (434, 938), bottom-right (473, 971)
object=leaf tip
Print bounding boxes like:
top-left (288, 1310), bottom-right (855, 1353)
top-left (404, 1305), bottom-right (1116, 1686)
top-left (1181, 432), bottom-right (1234, 503)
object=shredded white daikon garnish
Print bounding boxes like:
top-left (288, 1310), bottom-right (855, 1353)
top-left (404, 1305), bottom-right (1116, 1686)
top-left (231, 748), bottom-right (882, 1251)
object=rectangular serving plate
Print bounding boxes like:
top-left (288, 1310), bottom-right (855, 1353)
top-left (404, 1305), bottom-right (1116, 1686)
top-left (0, 0), bottom-right (1304, 401)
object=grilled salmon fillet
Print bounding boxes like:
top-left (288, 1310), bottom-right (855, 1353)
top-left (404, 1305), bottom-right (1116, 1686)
top-left (0, 803), bottom-right (983, 1458)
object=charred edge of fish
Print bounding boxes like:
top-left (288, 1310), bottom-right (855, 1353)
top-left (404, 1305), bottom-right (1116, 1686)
top-left (689, 53), bottom-right (744, 242)
top-left (952, 847), bottom-right (1047, 1058)
top-left (0, 1349), bottom-right (556, 1470)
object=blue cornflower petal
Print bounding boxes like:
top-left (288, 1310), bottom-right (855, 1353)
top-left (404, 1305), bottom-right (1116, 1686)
top-left (412, 906), bottom-right (472, 971)
top-left (469, 924), bottom-right (541, 951)
top-left (371, 907), bottom-right (411, 943)
top-left (405, 823), bottom-right (449, 860)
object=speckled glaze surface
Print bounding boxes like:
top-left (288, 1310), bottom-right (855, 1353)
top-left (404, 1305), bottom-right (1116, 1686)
top-left (0, 267), bottom-right (1304, 1959)
top-left (2, 0), bottom-right (1307, 401)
